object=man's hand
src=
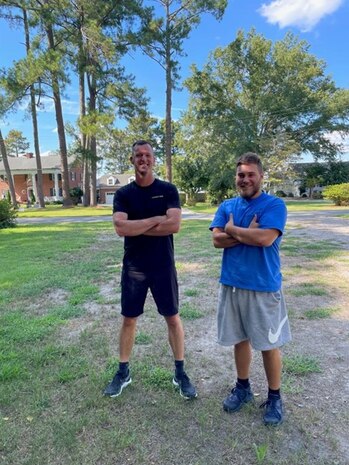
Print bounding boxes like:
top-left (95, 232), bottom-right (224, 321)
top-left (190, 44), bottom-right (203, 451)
top-left (224, 213), bottom-right (234, 235)
top-left (249, 214), bottom-right (259, 229)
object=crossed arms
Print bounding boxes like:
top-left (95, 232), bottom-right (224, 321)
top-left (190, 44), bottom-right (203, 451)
top-left (212, 213), bottom-right (280, 249)
top-left (113, 208), bottom-right (181, 237)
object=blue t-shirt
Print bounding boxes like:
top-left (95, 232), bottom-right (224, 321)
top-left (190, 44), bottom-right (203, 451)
top-left (209, 193), bottom-right (287, 292)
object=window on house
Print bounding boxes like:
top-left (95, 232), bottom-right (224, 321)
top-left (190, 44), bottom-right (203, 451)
top-left (128, 176), bottom-right (135, 183)
top-left (107, 177), bottom-right (115, 186)
top-left (58, 174), bottom-right (62, 181)
top-left (50, 188), bottom-right (55, 196)
top-left (49, 173), bottom-right (53, 181)
top-left (70, 171), bottom-right (76, 181)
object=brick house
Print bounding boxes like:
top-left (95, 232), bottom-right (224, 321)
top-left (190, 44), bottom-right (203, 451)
top-left (0, 152), bottom-right (82, 203)
top-left (97, 173), bottom-right (135, 204)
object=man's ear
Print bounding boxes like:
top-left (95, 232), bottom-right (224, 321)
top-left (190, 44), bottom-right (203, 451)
top-left (130, 156), bottom-right (134, 164)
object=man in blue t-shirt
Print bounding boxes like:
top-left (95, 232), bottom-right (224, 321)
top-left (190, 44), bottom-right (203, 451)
top-left (103, 140), bottom-right (197, 400)
top-left (210, 152), bottom-right (291, 426)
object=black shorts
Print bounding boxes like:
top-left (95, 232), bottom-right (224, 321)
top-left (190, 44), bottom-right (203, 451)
top-left (121, 265), bottom-right (179, 318)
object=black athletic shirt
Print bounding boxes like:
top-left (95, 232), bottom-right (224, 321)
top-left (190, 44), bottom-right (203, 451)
top-left (113, 178), bottom-right (181, 270)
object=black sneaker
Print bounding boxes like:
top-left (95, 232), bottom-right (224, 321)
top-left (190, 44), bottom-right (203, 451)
top-left (260, 396), bottom-right (283, 426)
top-left (173, 372), bottom-right (197, 399)
top-left (103, 371), bottom-right (132, 397)
top-left (223, 383), bottom-right (254, 412)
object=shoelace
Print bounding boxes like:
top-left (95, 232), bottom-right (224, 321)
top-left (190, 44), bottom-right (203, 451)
top-left (259, 398), bottom-right (281, 416)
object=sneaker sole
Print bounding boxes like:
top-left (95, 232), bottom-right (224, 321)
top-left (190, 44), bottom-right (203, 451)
top-left (263, 417), bottom-right (283, 427)
top-left (105, 378), bottom-right (132, 398)
top-left (223, 396), bottom-right (254, 413)
top-left (172, 378), bottom-right (198, 400)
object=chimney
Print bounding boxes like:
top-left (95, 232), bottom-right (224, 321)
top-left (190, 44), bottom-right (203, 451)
top-left (23, 152), bottom-right (34, 158)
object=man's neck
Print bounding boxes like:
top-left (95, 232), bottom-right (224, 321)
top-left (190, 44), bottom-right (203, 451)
top-left (135, 172), bottom-right (155, 187)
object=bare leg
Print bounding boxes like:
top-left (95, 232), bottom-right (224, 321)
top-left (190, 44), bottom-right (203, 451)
top-left (234, 340), bottom-right (252, 379)
top-left (262, 348), bottom-right (282, 390)
top-left (119, 316), bottom-right (138, 362)
top-left (164, 314), bottom-right (185, 360)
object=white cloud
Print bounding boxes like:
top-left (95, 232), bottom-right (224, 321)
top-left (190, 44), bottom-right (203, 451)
top-left (325, 131), bottom-right (349, 152)
top-left (259, 0), bottom-right (344, 32)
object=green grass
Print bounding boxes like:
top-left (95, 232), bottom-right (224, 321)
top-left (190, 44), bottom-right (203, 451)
top-left (283, 354), bottom-right (322, 375)
top-left (0, 217), bottom-right (347, 465)
top-left (17, 204), bottom-right (112, 218)
top-left (289, 283), bottom-right (329, 297)
top-left (187, 199), bottom-right (346, 214)
top-left (304, 307), bottom-right (339, 319)
top-left (179, 302), bottom-right (204, 319)
top-left (135, 331), bottom-right (152, 344)
top-left (183, 288), bottom-right (200, 297)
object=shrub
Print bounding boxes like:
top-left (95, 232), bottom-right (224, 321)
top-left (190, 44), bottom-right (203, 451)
top-left (323, 183), bottom-right (349, 206)
top-left (69, 187), bottom-right (83, 205)
top-left (275, 190), bottom-right (287, 197)
top-left (0, 199), bottom-right (17, 229)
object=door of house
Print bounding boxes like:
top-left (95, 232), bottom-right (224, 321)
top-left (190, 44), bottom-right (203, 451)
top-left (105, 192), bottom-right (115, 205)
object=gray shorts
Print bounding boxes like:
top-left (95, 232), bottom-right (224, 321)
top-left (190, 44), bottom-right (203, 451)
top-left (217, 285), bottom-right (292, 351)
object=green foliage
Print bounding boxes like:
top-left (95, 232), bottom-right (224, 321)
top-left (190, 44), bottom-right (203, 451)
top-left (181, 29), bottom-right (349, 199)
top-left (173, 154), bottom-right (209, 204)
top-left (69, 187), bottom-right (83, 205)
top-left (275, 190), bottom-right (287, 197)
top-left (304, 307), bottom-right (338, 320)
top-left (283, 354), bottom-right (322, 375)
top-left (4, 129), bottom-right (30, 157)
top-left (0, 199), bottom-right (17, 229)
top-left (323, 183), bottom-right (349, 205)
top-left (179, 303), bottom-right (204, 319)
top-left (135, 332), bottom-right (152, 345)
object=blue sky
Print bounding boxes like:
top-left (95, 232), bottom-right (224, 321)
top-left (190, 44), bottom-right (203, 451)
top-left (1, 0), bottom-right (349, 160)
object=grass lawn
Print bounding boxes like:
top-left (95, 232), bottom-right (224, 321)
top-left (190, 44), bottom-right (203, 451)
top-left (17, 204), bottom-right (112, 218)
top-left (1, 217), bottom-right (348, 465)
top-left (188, 199), bottom-right (348, 214)
top-left (16, 200), bottom-right (348, 220)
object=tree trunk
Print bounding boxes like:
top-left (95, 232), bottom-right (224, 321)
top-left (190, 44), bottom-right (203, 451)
top-left (23, 7), bottom-right (45, 208)
top-left (89, 136), bottom-right (97, 206)
top-left (164, 8), bottom-right (172, 182)
top-left (87, 75), bottom-right (97, 207)
top-left (45, 23), bottom-right (72, 207)
top-left (0, 130), bottom-right (18, 207)
top-left (79, 68), bottom-right (90, 206)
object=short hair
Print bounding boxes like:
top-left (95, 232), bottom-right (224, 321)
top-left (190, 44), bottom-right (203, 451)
top-left (132, 140), bottom-right (153, 154)
top-left (236, 152), bottom-right (263, 173)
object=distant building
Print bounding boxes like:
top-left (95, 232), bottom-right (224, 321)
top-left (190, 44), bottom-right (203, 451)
top-left (0, 152), bottom-right (82, 203)
top-left (97, 173), bottom-right (135, 204)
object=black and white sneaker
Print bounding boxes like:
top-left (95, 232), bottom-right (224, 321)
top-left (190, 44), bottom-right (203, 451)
top-left (103, 371), bottom-right (132, 397)
top-left (173, 372), bottom-right (197, 399)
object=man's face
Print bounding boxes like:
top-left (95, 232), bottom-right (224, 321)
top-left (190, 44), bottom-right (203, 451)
top-left (236, 163), bottom-right (263, 199)
top-left (131, 144), bottom-right (155, 175)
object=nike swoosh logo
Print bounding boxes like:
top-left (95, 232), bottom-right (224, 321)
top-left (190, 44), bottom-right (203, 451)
top-left (268, 316), bottom-right (288, 344)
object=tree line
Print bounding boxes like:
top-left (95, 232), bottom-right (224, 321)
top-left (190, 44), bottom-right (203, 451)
top-left (1, 2), bottom-right (349, 208)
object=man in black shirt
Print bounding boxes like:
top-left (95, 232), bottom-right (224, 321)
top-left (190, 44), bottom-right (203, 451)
top-left (103, 140), bottom-right (197, 400)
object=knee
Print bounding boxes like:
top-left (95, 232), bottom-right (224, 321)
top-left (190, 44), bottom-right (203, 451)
top-left (122, 316), bottom-right (138, 329)
top-left (165, 314), bottom-right (182, 329)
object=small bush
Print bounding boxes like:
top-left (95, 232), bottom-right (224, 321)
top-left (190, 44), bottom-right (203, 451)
top-left (275, 190), bottom-right (286, 197)
top-left (0, 199), bottom-right (17, 229)
top-left (69, 187), bottom-right (83, 205)
top-left (323, 183), bottom-right (349, 206)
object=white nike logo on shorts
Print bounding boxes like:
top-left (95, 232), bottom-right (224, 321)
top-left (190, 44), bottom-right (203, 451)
top-left (268, 316), bottom-right (288, 344)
